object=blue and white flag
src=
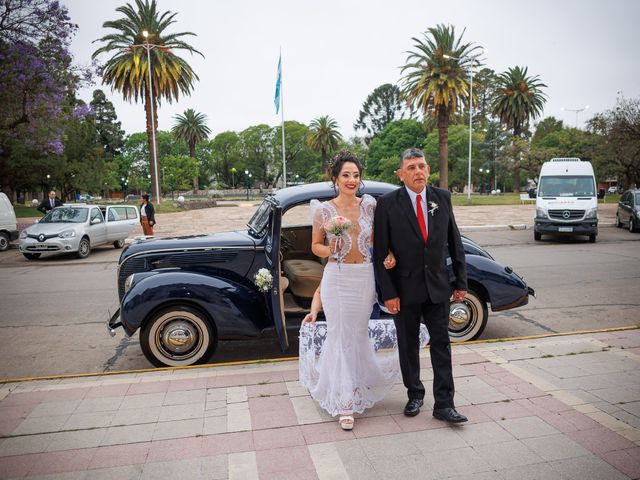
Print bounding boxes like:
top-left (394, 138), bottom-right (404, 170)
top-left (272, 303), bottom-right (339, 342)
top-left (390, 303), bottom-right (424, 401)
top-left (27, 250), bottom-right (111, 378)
top-left (274, 54), bottom-right (282, 114)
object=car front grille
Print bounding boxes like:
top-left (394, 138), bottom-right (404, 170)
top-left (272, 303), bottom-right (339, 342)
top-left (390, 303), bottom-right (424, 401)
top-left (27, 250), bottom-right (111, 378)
top-left (548, 209), bottom-right (585, 220)
top-left (118, 257), bottom-right (146, 299)
top-left (26, 245), bottom-right (59, 251)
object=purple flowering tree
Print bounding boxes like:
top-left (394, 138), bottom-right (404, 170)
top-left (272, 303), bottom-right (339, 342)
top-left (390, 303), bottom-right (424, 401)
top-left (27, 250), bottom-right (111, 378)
top-left (0, 0), bottom-right (90, 200)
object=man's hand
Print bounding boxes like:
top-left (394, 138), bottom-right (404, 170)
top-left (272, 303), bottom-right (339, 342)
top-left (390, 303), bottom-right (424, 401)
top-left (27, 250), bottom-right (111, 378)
top-left (451, 290), bottom-right (467, 303)
top-left (384, 297), bottom-right (401, 314)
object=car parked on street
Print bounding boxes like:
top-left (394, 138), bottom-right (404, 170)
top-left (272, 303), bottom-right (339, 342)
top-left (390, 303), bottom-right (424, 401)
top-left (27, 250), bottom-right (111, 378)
top-left (616, 188), bottom-right (640, 232)
top-left (108, 181), bottom-right (535, 368)
top-left (19, 204), bottom-right (140, 259)
top-left (0, 192), bottom-right (19, 252)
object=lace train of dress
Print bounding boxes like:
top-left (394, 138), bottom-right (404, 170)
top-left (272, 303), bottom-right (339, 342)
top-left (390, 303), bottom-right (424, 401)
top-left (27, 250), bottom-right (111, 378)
top-left (298, 262), bottom-right (429, 417)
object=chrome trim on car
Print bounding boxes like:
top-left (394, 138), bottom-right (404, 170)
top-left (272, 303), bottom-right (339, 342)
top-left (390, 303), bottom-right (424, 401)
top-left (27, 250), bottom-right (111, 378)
top-left (118, 245), bottom-right (262, 267)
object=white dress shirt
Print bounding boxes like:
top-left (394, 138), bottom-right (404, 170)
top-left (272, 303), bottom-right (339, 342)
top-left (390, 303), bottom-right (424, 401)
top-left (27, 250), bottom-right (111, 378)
top-left (404, 186), bottom-right (429, 236)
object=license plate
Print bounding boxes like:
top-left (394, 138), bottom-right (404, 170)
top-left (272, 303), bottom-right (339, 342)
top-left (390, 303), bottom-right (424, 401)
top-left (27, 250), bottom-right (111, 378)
top-left (558, 226), bottom-right (573, 232)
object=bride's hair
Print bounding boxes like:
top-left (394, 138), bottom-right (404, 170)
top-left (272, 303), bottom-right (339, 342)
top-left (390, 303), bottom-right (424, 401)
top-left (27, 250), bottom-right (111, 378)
top-left (327, 150), bottom-right (363, 184)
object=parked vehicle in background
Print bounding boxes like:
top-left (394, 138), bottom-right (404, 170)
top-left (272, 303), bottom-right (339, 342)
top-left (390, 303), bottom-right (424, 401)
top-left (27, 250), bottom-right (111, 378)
top-left (0, 192), bottom-right (19, 251)
top-left (616, 189), bottom-right (640, 233)
top-left (608, 186), bottom-right (618, 194)
top-left (533, 158), bottom-right (603, 243)
top-left (108, 181), bottom-right (535, 368)
top-left (19, 204), bottom-right (140, 259)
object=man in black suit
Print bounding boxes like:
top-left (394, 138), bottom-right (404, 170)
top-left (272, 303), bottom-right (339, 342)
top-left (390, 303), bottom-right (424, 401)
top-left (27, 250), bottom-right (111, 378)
top-left (37, 191), bottom-right (63, 214)
top-left (374, 148), bottom-right (468, 423)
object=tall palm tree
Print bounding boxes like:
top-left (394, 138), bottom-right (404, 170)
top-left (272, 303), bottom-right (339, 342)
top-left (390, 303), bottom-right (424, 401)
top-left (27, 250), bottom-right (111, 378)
top-left (172, 108), bottom-right (211, 190)
top-left (492, 66), bottom-right (547, 190)
top-left (307, 116), bottom-right (342, 166)
top-left (400, 24), bottom-right (482, 189)
top-left (92, 0), bottom-right (203, 201)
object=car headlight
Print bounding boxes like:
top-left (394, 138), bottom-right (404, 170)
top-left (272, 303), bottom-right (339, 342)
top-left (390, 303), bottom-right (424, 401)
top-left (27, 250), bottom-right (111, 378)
top-left (584, 207), bottom-right (598, 219)
top-left (124, 274), bottom-right (136, 293)
top-left (19, 231), bottom-right (27, 239)
top-left (58, 230), bottom-right (76, 238)
top-left (535, 207), bottom-right (546, 219)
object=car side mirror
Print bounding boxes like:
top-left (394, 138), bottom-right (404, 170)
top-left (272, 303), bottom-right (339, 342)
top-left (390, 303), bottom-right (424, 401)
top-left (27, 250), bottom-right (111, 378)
top-left (91, 218), bottom-right (102, 225)
top-left (597, 188), bottom-right (605, 199)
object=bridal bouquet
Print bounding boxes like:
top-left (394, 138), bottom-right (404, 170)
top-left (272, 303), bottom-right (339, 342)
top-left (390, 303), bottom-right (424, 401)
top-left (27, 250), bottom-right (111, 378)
top-left (323, 215), bottom-right (351, 263)
top-left (322, 215), bottom-right (352, 237)
top-left (253, 268), bottom-right (273, 293)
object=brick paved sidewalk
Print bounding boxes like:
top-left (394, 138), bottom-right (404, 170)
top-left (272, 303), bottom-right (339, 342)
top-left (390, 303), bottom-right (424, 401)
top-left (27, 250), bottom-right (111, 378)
top-left (1, 329), bottom-right (638, 479)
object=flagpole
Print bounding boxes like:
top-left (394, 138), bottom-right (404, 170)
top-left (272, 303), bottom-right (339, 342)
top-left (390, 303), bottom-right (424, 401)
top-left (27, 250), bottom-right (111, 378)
top-left (280, 50), bottom-right (286, 187)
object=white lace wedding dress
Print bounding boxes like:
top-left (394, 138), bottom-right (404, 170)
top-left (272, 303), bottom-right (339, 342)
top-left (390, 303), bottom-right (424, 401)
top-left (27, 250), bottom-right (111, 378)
top-left (298, 195), bottom-right (428, 417)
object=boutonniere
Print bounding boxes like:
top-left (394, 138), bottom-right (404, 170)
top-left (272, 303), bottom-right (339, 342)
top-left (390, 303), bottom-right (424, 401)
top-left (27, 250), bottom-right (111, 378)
top-left (428, 201), bottom-right (439, 216)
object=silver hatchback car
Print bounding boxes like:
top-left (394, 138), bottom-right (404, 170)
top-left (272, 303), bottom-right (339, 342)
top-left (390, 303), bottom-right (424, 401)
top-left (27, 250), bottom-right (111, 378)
top-left (19, 205), bottom-right (140, 260)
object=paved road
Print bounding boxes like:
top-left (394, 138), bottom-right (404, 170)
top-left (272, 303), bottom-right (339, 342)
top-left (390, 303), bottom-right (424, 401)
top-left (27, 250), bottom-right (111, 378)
top-left (0, 204), bottom-right (638, 379)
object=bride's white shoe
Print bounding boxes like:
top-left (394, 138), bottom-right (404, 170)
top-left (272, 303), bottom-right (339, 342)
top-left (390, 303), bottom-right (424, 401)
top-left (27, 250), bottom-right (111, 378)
top-left (339, 415), bottom-right (354, 430)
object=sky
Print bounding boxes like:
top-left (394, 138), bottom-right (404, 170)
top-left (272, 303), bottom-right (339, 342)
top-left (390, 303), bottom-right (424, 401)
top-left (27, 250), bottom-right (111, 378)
top-left (66, 0), bottom-right (640, 140)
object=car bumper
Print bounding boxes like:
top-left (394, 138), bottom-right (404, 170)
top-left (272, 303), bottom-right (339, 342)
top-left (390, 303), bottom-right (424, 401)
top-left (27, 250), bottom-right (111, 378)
top-left (534, 218), bottom-right (598, 235)
top-left (19, 237), bottom-right (81, 253)
top-left (107, 307), bottom-right (134, 337)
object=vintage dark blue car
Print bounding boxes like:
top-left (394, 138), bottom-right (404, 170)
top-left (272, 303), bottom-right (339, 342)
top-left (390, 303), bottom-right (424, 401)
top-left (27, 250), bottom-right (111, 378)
top-left (108, 181), bottom-right (534, 367)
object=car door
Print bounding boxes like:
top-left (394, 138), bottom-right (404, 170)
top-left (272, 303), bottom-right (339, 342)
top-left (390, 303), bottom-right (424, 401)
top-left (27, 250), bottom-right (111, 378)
top-left (88, 207), bottom-right (107, 245)
top-left (265, 204), bottom-right (288, 351)
top-left (621, 192), bottom-right (632, 225)
top-left (106, 206), bottom-right (139, 241)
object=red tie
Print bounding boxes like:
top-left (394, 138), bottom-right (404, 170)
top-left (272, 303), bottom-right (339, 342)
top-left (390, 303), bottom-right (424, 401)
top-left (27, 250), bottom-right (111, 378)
top-left (416, 194), bottom-right (427, 242)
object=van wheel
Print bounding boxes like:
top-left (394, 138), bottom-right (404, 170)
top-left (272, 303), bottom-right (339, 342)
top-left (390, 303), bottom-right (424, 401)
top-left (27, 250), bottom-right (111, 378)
top-left (615, 214), bottom-right (623, 228)
top-left (113, 239), bottom-right (125, 249)
top-left (448, 289), bottom-right (488, 343)
top-left (140, 306), bottom-right (217, 367)
top-left (630, 218), bottom-right (638, 233)
top-left (23, 252), bottom-right (41, 260)
top-left (589, 234), bottom-right (596, 243)
top-left (77, 237), bottom-right (91, 258)
top-left (0, 232), bottom-right (9, 251)
top-left (534, 231), bottom-right (542, 241)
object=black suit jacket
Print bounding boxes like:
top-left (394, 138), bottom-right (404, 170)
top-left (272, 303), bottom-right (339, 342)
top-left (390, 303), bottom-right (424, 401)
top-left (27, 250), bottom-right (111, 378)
top-left (374, 185), bottom-right (467, 305)
top-left (140, 202), bottom-right (155, 224)
top-left (37, 197), bottom-right (63, 214)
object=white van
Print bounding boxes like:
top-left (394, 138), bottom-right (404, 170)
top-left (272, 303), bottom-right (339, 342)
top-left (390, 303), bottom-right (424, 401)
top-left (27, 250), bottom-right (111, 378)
top-left (0, 192), bottom-right (19, 251)
top-left (533, 158), bottom-right (602, 243)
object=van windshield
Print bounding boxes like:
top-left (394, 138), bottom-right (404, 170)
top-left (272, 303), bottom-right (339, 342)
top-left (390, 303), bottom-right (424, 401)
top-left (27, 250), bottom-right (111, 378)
top-left (538, 176), bottom-right (596, 197)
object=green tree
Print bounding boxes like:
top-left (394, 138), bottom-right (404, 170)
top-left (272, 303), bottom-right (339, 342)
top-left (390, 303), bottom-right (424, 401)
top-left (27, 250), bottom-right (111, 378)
top-left (532, 116), bottom-right (564, 145)
top-left (171, 108), bottom-right (211, 191)
top-left (492, 66), bottom-right (547, 190)
top-left (366, 119), bottom-right (426, 178)
top-left (162, 154), bottom-right (199, 198)
top-left (354, 84), bottom-right (414, 143)
top-left (239, 125), bottom-right (273, 187)
top-left (273, 121), bottom-right (318, 185)
top-left (400, 24), bottom-right (482, 189)
top-left (307, 116), bottom-right (342, 165)
top-left (209, 131), bottom-right (241, 187)
top-left (90, 89), bottom-right (125, 160)
top-left (92, 0), bottom-right (203, 202)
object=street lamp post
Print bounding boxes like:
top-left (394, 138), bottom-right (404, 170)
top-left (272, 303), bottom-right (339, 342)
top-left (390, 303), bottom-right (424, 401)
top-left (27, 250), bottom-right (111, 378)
top-left (443, 52), bottom-right (483, 199)
top-left (132, 30), bottom-right (161, 204)
top-left (561, 105), bottom-right (589, 128)
top-left (245, 170), bottom-right (250, 200)
top-left (230, 167), bottom-right (236, 189)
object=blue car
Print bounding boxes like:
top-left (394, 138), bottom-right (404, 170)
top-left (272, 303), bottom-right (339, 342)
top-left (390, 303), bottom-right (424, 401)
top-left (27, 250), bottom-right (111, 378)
top-left (108, 181), bottom-right (535, 367)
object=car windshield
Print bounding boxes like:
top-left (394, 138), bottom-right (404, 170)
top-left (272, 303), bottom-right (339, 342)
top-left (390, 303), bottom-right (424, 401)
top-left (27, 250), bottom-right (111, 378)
top-left (41, 207), bottom-right (88, 223)
top-left (538, 176), bottom-right (595, 197)
top-left (247, 199), bottom-right (274, 236)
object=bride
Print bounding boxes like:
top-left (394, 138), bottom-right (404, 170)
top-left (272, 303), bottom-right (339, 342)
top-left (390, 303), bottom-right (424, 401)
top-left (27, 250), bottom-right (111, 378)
top-left (298, 150), bottom-right (400, 430)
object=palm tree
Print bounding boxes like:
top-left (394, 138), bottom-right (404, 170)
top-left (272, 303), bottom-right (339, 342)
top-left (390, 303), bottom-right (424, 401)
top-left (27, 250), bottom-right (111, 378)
top-left (492, 66), bottom-right (547, 190)
top-left (92, 0), bottom-right (203, 201)
top-left (172, 108), bottom-right (211, 190)
top-left (307, 116), bottom-right (343, 165)
top-left (400, 24), bottom-right (482, 189)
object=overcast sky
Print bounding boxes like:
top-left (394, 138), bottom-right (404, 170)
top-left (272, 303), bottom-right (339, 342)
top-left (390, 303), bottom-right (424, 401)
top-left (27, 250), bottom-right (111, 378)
top-left (66, 0), bottom-right (640, 139)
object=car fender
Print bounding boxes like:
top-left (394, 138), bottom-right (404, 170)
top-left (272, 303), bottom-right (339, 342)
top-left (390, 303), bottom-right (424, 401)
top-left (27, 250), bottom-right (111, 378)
top-left (454, 255), bottom-right (531, 311)
top-left (120, 270), bottom-right (268, 337)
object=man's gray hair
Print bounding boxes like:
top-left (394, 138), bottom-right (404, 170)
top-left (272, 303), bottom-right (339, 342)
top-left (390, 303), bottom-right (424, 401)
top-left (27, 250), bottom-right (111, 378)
top-left (400, 148), bottom-right (425, 167)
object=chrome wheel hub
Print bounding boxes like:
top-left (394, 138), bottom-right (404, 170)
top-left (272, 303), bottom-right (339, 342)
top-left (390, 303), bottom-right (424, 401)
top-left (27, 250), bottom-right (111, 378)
top-left (449, 302), bottom-right (471, 331)
top-left (161, 321), bottom-right (197, 354)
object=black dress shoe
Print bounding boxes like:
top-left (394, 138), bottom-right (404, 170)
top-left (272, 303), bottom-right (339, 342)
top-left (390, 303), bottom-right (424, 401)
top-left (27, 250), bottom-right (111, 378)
top-left (433, 407), bottom-right (468, 423)
top-left (404, 399), bottom-right (424, 417)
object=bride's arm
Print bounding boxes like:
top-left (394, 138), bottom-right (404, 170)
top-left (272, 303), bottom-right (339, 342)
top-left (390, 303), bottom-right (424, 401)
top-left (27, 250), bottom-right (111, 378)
top-left (302, 287), bottom-right (322, 323)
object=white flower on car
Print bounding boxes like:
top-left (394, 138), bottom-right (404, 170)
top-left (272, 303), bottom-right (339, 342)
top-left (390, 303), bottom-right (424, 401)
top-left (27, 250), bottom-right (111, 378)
top-left (253, 268), bottom-right (273, 293)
